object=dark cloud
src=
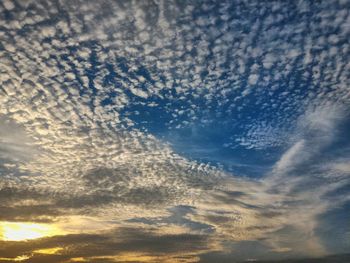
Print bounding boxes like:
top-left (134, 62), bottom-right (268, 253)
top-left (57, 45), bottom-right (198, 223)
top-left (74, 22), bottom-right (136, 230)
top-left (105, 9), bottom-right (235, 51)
top-left (316, 202), bottom-right (350, 255)
top-left (0, 227), bottom-right (210, 263)
top-left (0, 187), bottom-right (61, 222)
top-left (199, 253), bottom-right (350, 263)
top-left (0, 205), bottom-right (59, 223)
top-left (199, 241), bottom-right (283, 263)
top-left (128, 205), bottom-right (214, 233)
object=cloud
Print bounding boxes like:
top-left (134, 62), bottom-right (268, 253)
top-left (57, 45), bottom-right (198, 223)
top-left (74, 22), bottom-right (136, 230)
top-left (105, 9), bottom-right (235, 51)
top-left (332, 162), bottom-right (350, 174)
top-left (0, 227), bottom-right (212, 263)
top-left (199, 252), bottom-right (350, 263)
top-left (0, 118), bottom-right (38, 167)
top-left (273, 140), bottom-right (306, 174)
top-left (0, 0), bottom-right (349, 262)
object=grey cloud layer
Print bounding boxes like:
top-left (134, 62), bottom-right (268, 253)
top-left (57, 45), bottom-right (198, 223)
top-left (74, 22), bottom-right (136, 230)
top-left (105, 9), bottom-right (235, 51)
top-left (0, 227), bottom-right (211, 263)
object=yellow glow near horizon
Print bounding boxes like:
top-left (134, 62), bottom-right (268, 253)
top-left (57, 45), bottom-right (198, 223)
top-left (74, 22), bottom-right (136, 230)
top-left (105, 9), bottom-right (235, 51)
top-left (69, 253), bottom-right (199, 263)
top-left (34, 247), bottom-right (63, 255)
top-left (0, 222), bottom-right (61, 241)
top-left (70, 258), bottom-right (87, 262)
top-left (0, 255), bottom-right (31, 261)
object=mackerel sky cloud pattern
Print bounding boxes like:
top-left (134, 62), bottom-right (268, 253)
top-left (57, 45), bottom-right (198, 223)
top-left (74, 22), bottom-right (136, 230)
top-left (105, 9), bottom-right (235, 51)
top-left (0, 0), bottom-right (350, 262)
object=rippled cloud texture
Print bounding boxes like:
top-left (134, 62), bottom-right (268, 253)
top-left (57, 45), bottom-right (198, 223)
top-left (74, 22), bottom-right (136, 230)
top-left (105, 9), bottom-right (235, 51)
top-left (0, 0), bottom-right (350, 262)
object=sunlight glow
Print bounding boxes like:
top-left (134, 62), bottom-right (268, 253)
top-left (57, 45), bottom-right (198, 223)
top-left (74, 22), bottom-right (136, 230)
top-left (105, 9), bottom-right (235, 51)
top-left (0, 255), bottom-right (30, 261)
top-left (34, 247), bottom-right (63, 255)
top-left (0, 222), bottom-right (60, 241)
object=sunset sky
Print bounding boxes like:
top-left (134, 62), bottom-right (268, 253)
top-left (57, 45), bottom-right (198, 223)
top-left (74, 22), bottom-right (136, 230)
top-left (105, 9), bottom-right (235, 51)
top-left (0, 0), bottom-right (350, 262)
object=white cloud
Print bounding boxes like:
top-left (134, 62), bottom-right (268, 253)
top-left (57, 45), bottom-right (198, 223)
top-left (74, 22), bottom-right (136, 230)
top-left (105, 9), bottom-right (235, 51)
top-left (3, 0), bottom-right (15, 11)
top-left (248, 74), bottom-right (259, 85)
top-left (333, 162), bottom-right (350, 174)
top-left (274, 139), bottom-right (306, 173)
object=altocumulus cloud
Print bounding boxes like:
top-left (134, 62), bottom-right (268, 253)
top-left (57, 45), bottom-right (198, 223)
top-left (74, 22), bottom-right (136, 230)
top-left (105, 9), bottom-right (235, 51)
top-left (0, 0), bottom-right (350, 262)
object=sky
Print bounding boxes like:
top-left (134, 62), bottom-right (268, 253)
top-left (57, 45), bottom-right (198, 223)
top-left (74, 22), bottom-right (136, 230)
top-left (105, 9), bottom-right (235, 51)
top-left (0, 0), bottom-right (350, 262)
